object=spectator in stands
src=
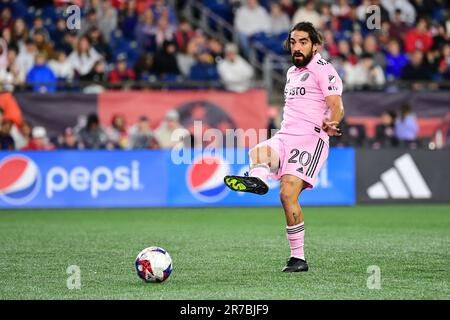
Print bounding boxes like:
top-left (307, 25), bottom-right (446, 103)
top-left (109, 53), bottom-right (136, 84)
top-left (0, 7), bottom-right (14, 32)
top-left (128, 115), bottom-right (158, 149)
top-left (0, 46), bottom-right (13, 91)
top-left (207, 37), bottom-right (224, 62)
top-left (0, 37), bottom-right (7, 70)
top-left (68, 36), bottom-right (101, 77)
top-left (363, 34), bottom-right (386, 69)
top-left (318, 2), bottom-right (333, 30)
top-left (322, 30), bottom-right (339, 59)
top-left (50, 18), bottom-right (67, 51)
top-left (0, 118), bottom-right (15, 150)
top-left (153, 15), bottom-right (176, 50)
top-left (135, 9), bottom-right (157, 55)
top-left (176, 37), bottom-right (196, 78)
top-left (11, 18), bottom-right (28, 53)
top-left (437, 42), bottom-right (450, 81)
top-left (48, 50), bottom-right (74, 81)
top-left (21, 126), bottom-right (55, 151)
top-left (154, 109), bottom-right (190, 149)
top-left (87, 27), bottom-right (112, 62)
top-left (345, 53), bottom-right (386, 90)
top-left (174, 19), bottom-right (195, 54)
top-left (400, 50), bottom-right (433, 89)
top-left (16, 39), bottom-right (37, 77)
top-left (29, 16), bottom-right (50, 40)
top-left (292, 0), bottom-right (321, 28)
top-left (151, 0), bottom-right (177, 27)
top-left (134, 53), bottom-right (154, 80)
top-left (33, 30), bottom-right (56, 60)
top-left (119, 0), bottom-right (139, 40)
top-left (77, 113), bottom-right (108, 149)
top-left (80, 9), bottom-right (99, 37)
top-left (385, 39), bottom-right (409, 81)
top-left (217, 43), bottom-right (254, 93)
top-left (152, 40), bottom-right (181, 80)
top-left (337, 39), bottom-right (358, 65)
top-left (280, 0), bottom-right (295, 18)
top-left (381, 0), bottom-right (416, 26)
top-left (80, 58), bottom-right (107, 83)
top-left (97, 0), bottom-right (118, 42)
top-left (268, 2), bottom-right (291, 36)
top-left (60, 31), bottom-right (78, 56)
top-left (106, 113), bottom-right (128, 149)
top-left (404, 17), bottom-right (433, 53)
top-left (57, 127), bottom-right (80, 150)
top-left (11, 120), bottom-right (32, 150)
top-left (350, 30), bottom-right (364, 57)
top-left (389, 9), bottom-right (409, 43)
top-left (330, 0), bottom-right (350, 23)
top-left (373, 110), bottom-right (398, 148)
top-left (431, 23), bottom-right (448, 53)
top-left (0, 43), bottom-right (22, 91)
top-left (189, 49), bottom-right (220, 82)
top-left (7, 47), bottom-right (25, 84)
top-left (337, 2), bottom-right (362, 34)
top-left (26, 53), bottom-right (57, 93)
top-left (234, 0), bottom-right (270, 56)
top-left (395, 103), bottom-right (418, 146)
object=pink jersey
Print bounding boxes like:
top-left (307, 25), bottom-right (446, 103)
top-left (279, 52), bottom-right (343, 136)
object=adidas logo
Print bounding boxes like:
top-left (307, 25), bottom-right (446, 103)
top-left (367, 154), bottom-right (432, 199)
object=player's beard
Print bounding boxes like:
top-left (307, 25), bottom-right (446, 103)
top-left (292, 49), bottom-right (314, 68)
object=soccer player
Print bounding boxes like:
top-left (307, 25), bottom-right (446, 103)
top-left (224, 22), bottom-right (344, 272)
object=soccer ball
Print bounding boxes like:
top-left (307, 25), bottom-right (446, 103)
top-left (135, 246), bottom-right (173, 283)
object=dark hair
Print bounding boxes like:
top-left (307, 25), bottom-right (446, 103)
top-left (283, 22), bottom-right (323, 52)
top-left (400, 103), bottom-right (412, 120)
top-left (86, 113), bottom-right (99, 128)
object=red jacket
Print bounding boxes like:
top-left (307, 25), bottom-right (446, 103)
top-left (404, 29), bottom-right (433, 53)
top-left (109, 69), bottom-right (136, 83)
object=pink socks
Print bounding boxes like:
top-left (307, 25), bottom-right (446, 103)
top-left (249, 164), bottom-right (270, 184)
top-left (286, 222), bottom-right (305, 260)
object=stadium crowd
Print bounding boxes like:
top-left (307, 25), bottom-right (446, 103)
top-left (0, 0), bottom-right (255, 93)
top-left (0, 0), bottom-right (449, 150)
top-left (0, 0), bottom-right (448, 92)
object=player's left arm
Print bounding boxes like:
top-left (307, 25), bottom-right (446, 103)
top-left (317, 63), bottom-right (345, 136)
top-left (323, 95), bottom-right (344, 136)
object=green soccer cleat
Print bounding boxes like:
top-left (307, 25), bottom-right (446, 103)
top-left (224, 175), bottom-right (269, 195)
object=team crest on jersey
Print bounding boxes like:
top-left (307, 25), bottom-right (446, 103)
top-left (300, 73), bottom-right (309, 81)
top-left (328, 75), bottom-right (336, 83)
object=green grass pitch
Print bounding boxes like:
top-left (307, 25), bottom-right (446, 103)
top-left (0, 205), bottom-right (448, 299)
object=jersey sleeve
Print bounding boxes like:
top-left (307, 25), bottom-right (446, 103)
top-left (316, 63), bottom-right (343, 97)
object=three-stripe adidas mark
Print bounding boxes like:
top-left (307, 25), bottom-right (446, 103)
top-left (287, 224), bottom-right (305, 234)
top-left (306, 138), bottom-right (324, 178)
top-left (367, 153), bottom-right (432, 199)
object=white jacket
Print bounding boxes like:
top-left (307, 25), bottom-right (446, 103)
top-left (218, 56), bottom-right (254, 93)
top-left (234, 5), bottom-right (270, 36)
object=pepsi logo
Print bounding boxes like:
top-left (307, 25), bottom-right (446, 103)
top-left (187, 155), bottom-right (230, 202)
top-left (0, 155), bottom-right (41, 205)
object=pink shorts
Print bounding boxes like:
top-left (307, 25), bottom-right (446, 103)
top-left (252, 127), bottom-right (329, 189)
